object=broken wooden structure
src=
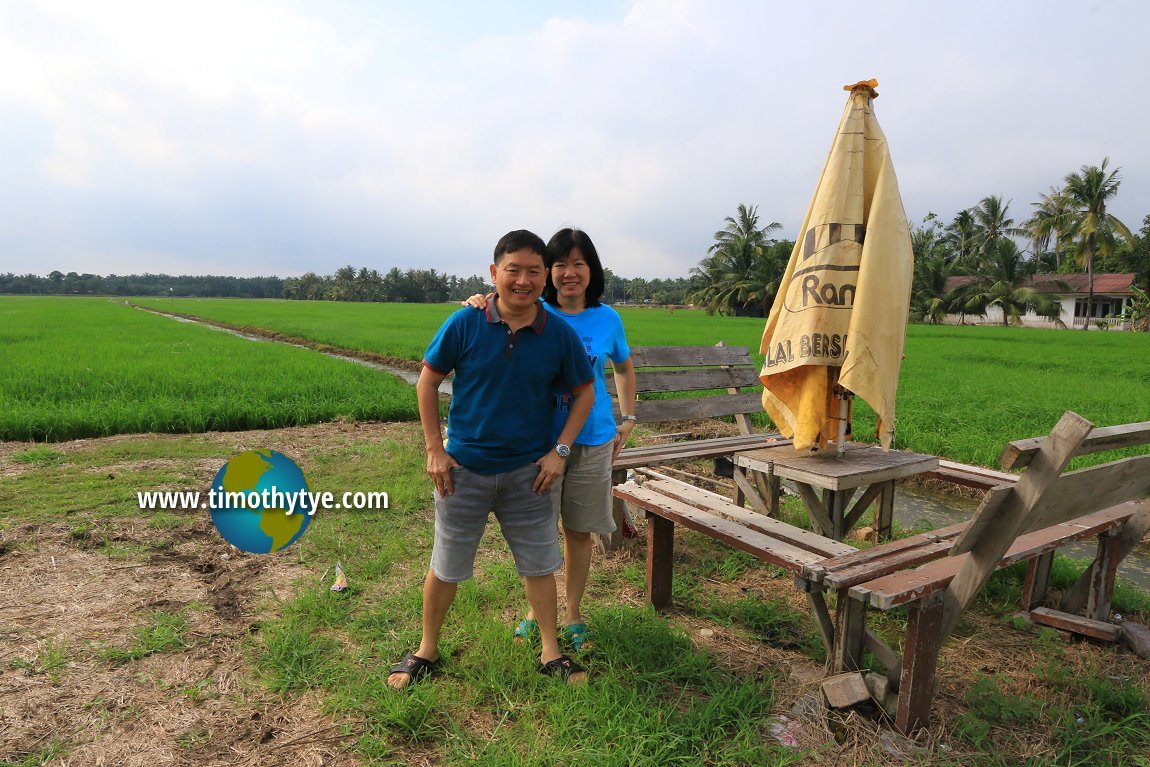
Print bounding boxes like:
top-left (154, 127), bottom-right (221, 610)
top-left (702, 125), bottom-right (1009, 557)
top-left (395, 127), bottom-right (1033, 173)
top-left (613, 412), bottom-right (1150, 734)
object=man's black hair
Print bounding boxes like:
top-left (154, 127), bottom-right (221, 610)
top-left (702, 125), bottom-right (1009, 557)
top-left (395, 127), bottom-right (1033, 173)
top-left (493, 230), bottom-right (547, 263)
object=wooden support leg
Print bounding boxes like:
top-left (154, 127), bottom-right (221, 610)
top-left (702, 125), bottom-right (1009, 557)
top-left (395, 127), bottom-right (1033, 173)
top-left (796, 482), bottom-right (834, 538)
top-left (1021, 551), bottom-right (1054, 612)
top-left (597, 469), bottom-right (629, 554)
top-left (896, 591), bottom-right (945, 735)
top-left (833, 588), bottom-right (866, 672)
top-left (646, 511), bottom-right (674, 611)
top-left (795, 577), bottom-right (835, 656)
top-left (766, 472), bottom-right (781, 518)
top-left (876, 480), bottom-right (895, 541)
top-left (732, 467), bottom-right (769, 514)
top-left (830, 490), bottom-right (846, 541)
top-left (1086, 533), bottom-right (1122, 622)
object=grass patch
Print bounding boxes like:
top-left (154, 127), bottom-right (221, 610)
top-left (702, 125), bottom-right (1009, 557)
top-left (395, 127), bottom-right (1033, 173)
top-left (97, 610), bottom-right (190, 664)
top-left (0, 296), bottom-right (418, 442)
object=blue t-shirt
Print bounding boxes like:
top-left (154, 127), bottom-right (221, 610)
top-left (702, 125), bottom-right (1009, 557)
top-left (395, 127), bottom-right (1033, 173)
top-left (423, 300), bottom-right (594, 475)
top-left (546, 302), bottom-right (631, 446)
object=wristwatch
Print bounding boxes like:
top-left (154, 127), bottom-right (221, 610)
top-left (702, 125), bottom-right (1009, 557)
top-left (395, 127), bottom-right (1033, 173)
top-left (554, 443), bottom-right (571, 458)
top-left (621, 415), bottom-right (637, 422)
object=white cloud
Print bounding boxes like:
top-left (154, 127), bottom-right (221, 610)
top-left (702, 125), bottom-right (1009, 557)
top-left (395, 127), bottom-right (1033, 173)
top-left (1, 0), bottom-right (1148, 279)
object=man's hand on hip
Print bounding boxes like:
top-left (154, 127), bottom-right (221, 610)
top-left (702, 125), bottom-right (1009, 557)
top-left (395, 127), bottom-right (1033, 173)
top-left (533, 450), bottom-right (566, 494)
top-left (427, 448), bottom-right (459, 496)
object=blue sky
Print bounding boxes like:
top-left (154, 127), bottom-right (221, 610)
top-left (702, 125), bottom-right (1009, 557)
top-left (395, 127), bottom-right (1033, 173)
top-left (1, 0), bottom-right (1147, 280)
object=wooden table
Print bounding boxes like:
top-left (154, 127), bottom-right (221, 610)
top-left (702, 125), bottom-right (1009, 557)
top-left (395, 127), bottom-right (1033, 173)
top-left (732, 442), bottom-right (939, 541)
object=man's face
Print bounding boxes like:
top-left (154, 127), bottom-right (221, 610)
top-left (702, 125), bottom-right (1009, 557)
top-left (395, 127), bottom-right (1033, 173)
top-left (490, 248), bottom-right (547, 311)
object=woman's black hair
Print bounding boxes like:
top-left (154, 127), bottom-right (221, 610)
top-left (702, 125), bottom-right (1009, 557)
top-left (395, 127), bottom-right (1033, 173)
top-left (542, 228), bottom-right (606, 308)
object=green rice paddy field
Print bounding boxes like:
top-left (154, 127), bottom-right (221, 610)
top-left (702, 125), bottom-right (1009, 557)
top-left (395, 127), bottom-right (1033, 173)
top-left (4, 295), bottom-right (1149, 468)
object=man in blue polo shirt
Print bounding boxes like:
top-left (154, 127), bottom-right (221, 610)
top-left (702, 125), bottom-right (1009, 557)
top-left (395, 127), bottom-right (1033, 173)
top-left (388, 230), bottom-right (595, 689)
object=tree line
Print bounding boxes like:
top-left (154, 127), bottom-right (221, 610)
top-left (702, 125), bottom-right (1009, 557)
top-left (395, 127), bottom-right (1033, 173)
top-left (0, 271), bottom-right (286, 298)
top-left (2, 263), bottom-right (697, 305)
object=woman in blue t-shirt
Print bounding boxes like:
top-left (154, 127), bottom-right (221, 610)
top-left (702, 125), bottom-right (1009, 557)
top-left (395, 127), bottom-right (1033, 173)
top-left (467, 228), bottom-right (636, 653)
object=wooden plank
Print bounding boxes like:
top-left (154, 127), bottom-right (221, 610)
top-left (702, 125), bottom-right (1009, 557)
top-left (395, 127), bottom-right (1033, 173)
top-left (638, 476), bottom-right (856, 558)
top-left (811, 521), bottom-right (968, 583)
top-left (855, 505), bottom-right (1135, 610)
top-left (613, 434), bottom-right (789, 470)
top-left (823, 538), bottom-right (957, 589)
top-left (621, 345), bottom-right (752, 368)
top-left (612, 483), bottom-right (826, 572)
top-left (948, 485), bottom-right (1013, 555)
top-left (633, 392), bottom-right (763, 423)
top-left (935, 459), bottom-right (1019, 487)
top-left (1027, 607), bottom-right (1121, 642)
top-left (1022, 454), bottom-right (1150, 533)
top-left (1000, 420), bottom-right (1150, 470)
top-left (606, 367), bottom-right (760, 395)
top-left (896, 591), bottom-right (945, 734)
top-left (939, 412), bottom-right (1095, 640)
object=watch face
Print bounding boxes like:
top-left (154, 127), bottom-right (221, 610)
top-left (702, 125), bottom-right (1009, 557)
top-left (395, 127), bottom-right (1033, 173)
top-left (556, 444), bottom-right (571, 458)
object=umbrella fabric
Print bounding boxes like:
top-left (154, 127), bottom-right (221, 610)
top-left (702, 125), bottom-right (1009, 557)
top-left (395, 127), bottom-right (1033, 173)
top-left (759, 80), bottom-right (913, 451)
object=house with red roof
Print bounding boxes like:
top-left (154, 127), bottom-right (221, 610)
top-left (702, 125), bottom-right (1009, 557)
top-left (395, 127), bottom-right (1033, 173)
top-left (941, 272), bottom-right (1138, 330)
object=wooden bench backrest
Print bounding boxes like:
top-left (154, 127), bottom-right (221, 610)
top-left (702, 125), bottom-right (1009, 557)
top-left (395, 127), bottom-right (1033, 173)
top-left (605, 345), bottom-right (762, 432)
top-left (940, 412), bottom-right (1150, 639)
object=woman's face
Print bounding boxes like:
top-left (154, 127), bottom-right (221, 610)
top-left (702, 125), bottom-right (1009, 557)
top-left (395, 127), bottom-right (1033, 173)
top-left (551, 246), bottom-right (591, 302)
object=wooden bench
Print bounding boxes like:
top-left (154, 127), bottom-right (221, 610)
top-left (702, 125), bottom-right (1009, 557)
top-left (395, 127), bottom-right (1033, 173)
top-left (805, 413), bottom-right (1150, 733)
top-left (612, 469), bottom-right (856, 608)
top-left (601, 344), bottom-right (784, 549)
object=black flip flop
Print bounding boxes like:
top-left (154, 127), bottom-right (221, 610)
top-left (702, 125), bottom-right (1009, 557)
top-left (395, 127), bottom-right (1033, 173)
top-left (539, 654), bottom-right (585, 681)
top-left (389, 652), bottom-right (439, 686)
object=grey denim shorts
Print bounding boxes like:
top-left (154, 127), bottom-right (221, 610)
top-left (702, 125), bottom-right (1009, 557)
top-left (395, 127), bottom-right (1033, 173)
top-left (551, 441), bottom-right (617, 534)
top-left (429, 463), bottom-right (562, 583)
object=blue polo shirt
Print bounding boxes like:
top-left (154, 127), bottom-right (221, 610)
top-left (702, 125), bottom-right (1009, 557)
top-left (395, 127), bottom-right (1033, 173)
top-left (423, 298), bottom-right (594, 475)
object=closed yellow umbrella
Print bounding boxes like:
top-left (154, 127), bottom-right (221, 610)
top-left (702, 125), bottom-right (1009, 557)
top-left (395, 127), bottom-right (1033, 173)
top-left (759, 80), bottom-right (913, 453)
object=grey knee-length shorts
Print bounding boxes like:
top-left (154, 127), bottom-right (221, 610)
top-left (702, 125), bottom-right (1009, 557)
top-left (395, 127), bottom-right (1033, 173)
top-left (429, 463), bottom-right (562, 583)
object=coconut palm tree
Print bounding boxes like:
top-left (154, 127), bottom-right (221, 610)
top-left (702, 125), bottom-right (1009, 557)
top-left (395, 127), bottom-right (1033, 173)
top-left (971, 195), bottom-right (1024, 268)
top-left (909, 223), bottom-right (961, 323)
top-left (945, 208), bottom-right (978, 267)
top-left (689, 204), bottom-right (782, 315)
top-left (1062, 158), bottom-right (1134, 329)
top-left (958, 240), bottom-right (1063, 327)
top-left (1024, 186), bottom-right (1076, 271)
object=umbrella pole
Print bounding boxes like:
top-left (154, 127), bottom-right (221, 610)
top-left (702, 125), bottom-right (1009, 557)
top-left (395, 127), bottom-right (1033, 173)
top-left (835, 391), bottom-right (849, 458)
top-left (831, 369), bottom-right (853, 458)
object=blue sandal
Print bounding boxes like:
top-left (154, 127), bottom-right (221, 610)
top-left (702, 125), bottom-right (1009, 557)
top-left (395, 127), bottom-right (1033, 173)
top-left (562, 622), bottom-right (595, 653)
top-left (514, 617), bottom-right (538, 643)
